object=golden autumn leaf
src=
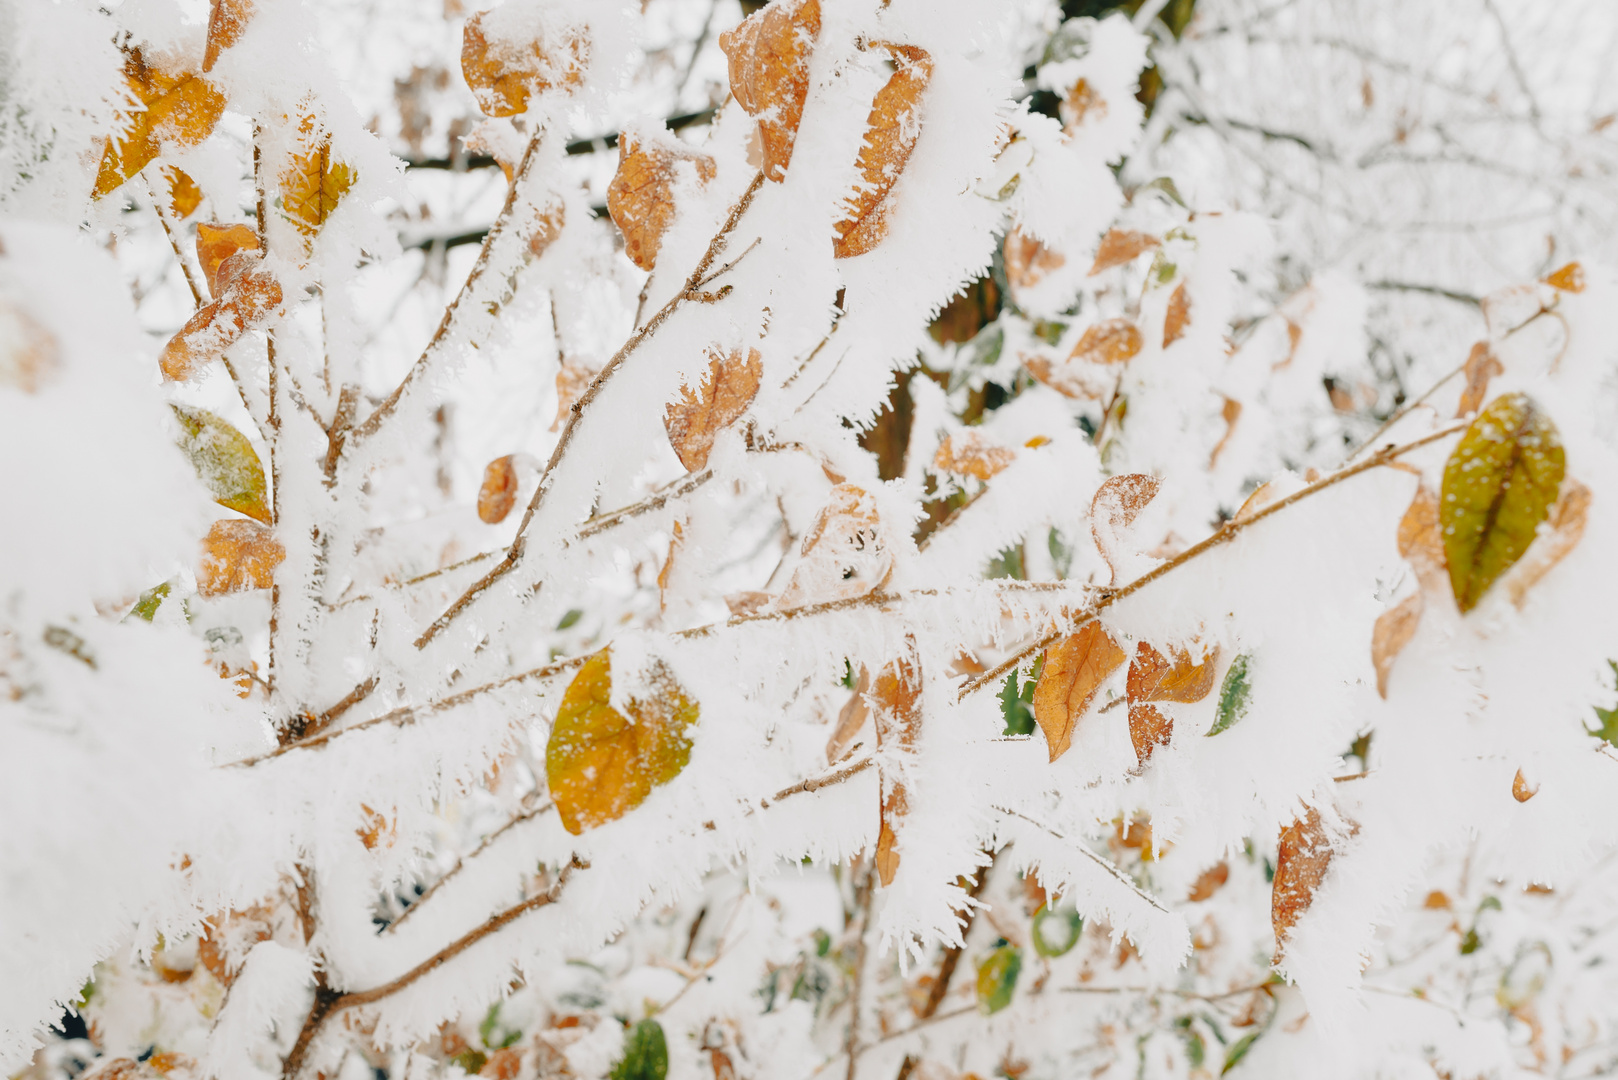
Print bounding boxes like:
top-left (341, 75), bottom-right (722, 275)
top-left (826, 664), bottom-right (869, 764)
top-left (606, 131), bottom-right (717, 271)
top-left (1455, 342), bottom-right (1504, 418)
top-left (873, 647), bottom-right (922, 887)
top-left (1003, 227), bottom-right (1066, 289)
top-left (1512, 768), bottom-right (1538, 803)
top-left (1034, 621), bottom-right (1126, 762)
top-left (170, 404), bottom-right (270, 523)
top-left (719, 0), bottom-right (820, 182)
top-left (1273, 807), bottom-right (1333, 958)
top-left (664, 347), bottom-right (763, 471)
top-left (203, 0), bottom-right (254, 72)
top-left (195, 222), bottom-right (259, 296)
top-left (1440, 393), bottom-right (1565, 612)
top-left (1500, 477), bottom-right (1590, 608)
top-left (198, 518), bottom-right (284, 597)
top-left (1088, 229), bottom-right (1159, 276)
top-left (545, 649), bottom-right (698, 835)
top-left (160, 250), bottom-right (283, 381)
top-left (778, 483), bottom-right (891, 608)
top-left (477, 455), bottom-right (519, 524)
top-left (162, 166), bottom-right (203, 219)
top-left (94, 51), bottom-right (226, 198)
top-left (832, 43), bottom-right (934, 259)
top-left (1371, 592), bottom-right (1422, 699)
top-left (1069, 318), bottom-right (1143, 366)
top-left (1163, 281), bottom-right (1191, 347)
top-left (1091, 472), bottom-right (1161, 584)
top-left (933, 432), bottom-right (1016, 481)
top-left (279, 117), bottom-right (356, 240)
top-left (357, 803), bottom-right (395, 850)
top-left (0, 300), bottom-right (59, 393)
top-left (461, 9), bottom-right (588, 117)
top-left (1543, 261), bottom-right (1585, 293)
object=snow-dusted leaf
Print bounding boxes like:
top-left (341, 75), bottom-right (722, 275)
top-left (461, 9), bottom-right (587, 117)
top-left (1397, 483), bottom-right (1446, 592)
top-left (0, 300), bottom-right (59, 392)
top-left (202, 0), bottom-right (254, 72)
top-left (1163, 281), bottom-right (1191, 347)
top-left (1069, 318), bottom-right (1143, 365)
top-left (1512, 769), bottom-right (1539, 802)
top-left (1207, 653), bottom-right (1252, 735)
top-left (1188, 862), bottom-right (1230, 902)
top-left (1440, 393), bottom-right (1565, 612)
top-left (553, 354), bottom-right (598, 432)
top-left (195, 222), bottom-right (259, 296)
top-left (873, 648), bottom-right (921, 887)
top-left (1371, 592), bottom-right (1422, 699)
top-left (545, 650), bottom-right (698, 835)
top-left (162, 166), bottom-right (203, 220)
top-left (279, 116), bottom-right (355, 240)
top-left (607, 132), bottom-right (717, 271)
top-left (1455, 342), bottom-right (1503, 419)
top-left (976, 944), bottom-right (1021, 1014)
top-left (1543, 261), bottom-right (1585, 293)
top-left (664, 347), bottom-right (762, 471)
top-left (170, 404), bottom-right (269, 523)
top-left (198, 519), bottom-right (283, 596)
top-left (1500, 477), bottom-right (1590, 608)
top-left (826, 665), bottom-right (869, 763)
top-left (1273, 807), bottom-right (1333, 959)
top-left (1127, 642), bottom-right (1218, 765)
top-left (1061, 77), bottom-right (1106, 132)
top-left (477, 455), bottom-right (518, 524)
top-left (1004, 227), bottom-right (1065, 289)
top-left (93, 52), bottom-right (226, 197)
top-left (1088, 229), bottom-right (1158, 275)
top-left (1034, 621), bottom-right (1125, 762)
top-left (1091, 472), bottom-right (1160, 584)
top-left (778, 484), bottom-right (890, 609)
top-left (160, 249), bottom-right (282, 380)
top-left (833, 43), bottom-right (934, 259)
top-left (718, 0), bottom-right (820, 183)
top-left (932, 432), bottom-right (1015, 481)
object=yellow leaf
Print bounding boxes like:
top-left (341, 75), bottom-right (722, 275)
top-left (461, 9), bottom-right (588, 117)
top-left (1512, 769), bottom-right (1538, 803)
top-left (279, 119), bottom-right (356, 239)
top-left (171, 404), bottom-right (270, 523)
top-left (663, 347), bottom-right (762, 471)
top-left (199, 519), bottom-right (283, 596)
top-left (545, 650), bottom-right (698, 835)
top-left (718, 0), bottom-right (820, 183)
top-left (477, 455), bottom-right (518, 524)
top-left (163, 166), bottom-right (203, 219)
top-left (1034, 622), bottom-right (1126, 762)
top-left (606, 131), bottom-right (716, 271)
top-left (203, 0), bottom-right (254, 72)
top-left (932, 432), bottom-right (1015, 482)
top-left (833, 43), bottom-right (933, 259)
top-left (1542, 261), bottom-right (1585, 293)
top-left (94, 51), bottom-right (226, 198)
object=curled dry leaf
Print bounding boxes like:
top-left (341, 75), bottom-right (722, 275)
top-left (279, 115), bottom-right (356, 240)
top-left (195, 222), bottom-right (259, 296)
top-left (1233, 479), bottom-right (1283, 524)
top-left (832, 43), bottom-right (934, 259)
top-left (1501, 477), bottom-right (1590, 608)
top-left (1273, 807), bottom-right (1334, 959)
top-left (1088, 229), bottom-right (1159, 275)
top-left (1091, 473), bottom-right (1161, 585)
top-left (933, 432), bottom-right (1016, 481)
top-left (1455, 342), bottom-right (1504, 418)
top-left (1371, 592), bottom-right (1423, 699)
top-left (198, 519), bottom-right (284, 597)
top-left (1512, 769), bottom-right (1538, 803)
top-left (552, 355), bottom-right (598, 432)
top-left (461, 9), bottom-right (587, 117)
top-left (718, 0), bottom-right (820, 182)
top-left (778, 483), bottom-right (890, 608)
top-left (1034, 621), bottom-right (1126, 762)
top-left (0, 301), bottom-right (59, 393)
top-left (873, 646), bottom-right (922, 887)
top-left (170, 404), bottom-right (270, 523)
top-left (1543, 261), bottom-right (1585, 293)
top-left (826, 665), bottom-right (870, 763)
top-left (1069, 318), bottom-right (1143, 366)
top-left (163, 166), bottom-right (203, 219)
top-left (544, 649), bottom-right (698, 835)
top-left (664, 347), bottom-right (763, 471)
top-left (160, 250), bottom-right (283, 381)
top-left (1209, 396), bottom-right (1241, 469)
top-left (1003, 227), bottom-right (1066, 289)
top-left (606, 132), bottom-right (717, 271)
top-left (1061, 77), bottom-right (1106, 132)
top-left (203, 0), bottom-right (253, 72)
top-left (1163, 281), bottom-right (1191, 347)
top-left (477, 455), bottom-right (518, 524)
top-left (94, 51), bottom-right (226, 197)
top-left (1441, 392), bottom-right (1565, 612)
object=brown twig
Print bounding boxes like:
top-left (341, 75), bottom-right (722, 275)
top-left (298, 675), bottom-right (379, 742)
top-left (993, 806), bottom-right (1167, 914)
top-left (412, 172), bottom-right (767, 650)
top-left (958, 421), bottom-right (1469, 702)
top-left (762, 757), bottom-right (875, 807)
top-left (383, 797), bottom-right (554, 934)
top-left (146, 177), bottom-right (205, 307)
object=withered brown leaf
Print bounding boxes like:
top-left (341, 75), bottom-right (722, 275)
top-left (1455, 342), bottom-right (1504, 418)
top-left (826, 664), bottom-right (870, 764)
top-left (873, 646), bottom-right (921, 887)
top-left (1187, 862), bottom-right (1230, 903)
top-left (1069, 318), bottom-right (1143, 366)
top-left (778, 484), bottom-right (890, 609)
top-left (833, 43), bottom-right (934, 259)
top-left (198, 519), bottom-right (284, 597)
top-left (160, 250), bottom-right (282, 381)
top-left (718, 0), bottom-right (821, 182)
top-left (1128, 641), bottom-right (1220, 705)
top-left (461, 10), bottom-right (587, 117)
top-left (607, 131), bottom-right (717, 271)
top-left (1088, 229), bottom-right (1159, 276)
top-left (1091, 473), bottom-right (1161, 584)
top-left (1163, 280), bottom-right (1191, 347)
top-left (1061, 77), bottom-right (1106, 132)
top-left (1209, 395), bottom-right (1241, 469)
top-left (1273, 807), bottom-right (1333, 958)
top-left (195, 222), bottom-right (259, 297)
top-left (1371, 592), bottom-right (1423, 699)
top-left (552, 354), bottom-right (598, 432)
top-left (1128, 703), bottom-right (1172, 767)
top-left (477, 455), bottom-right (518, 524)
top-left (664, 347), bottom-right (763, 471)
top-left (932, 432), bottom-right (1015, 482)
top-left (1500, 477), bottom-right (1590, 609)
top-left (1034, 621), bottom-right (1126, 762)
top-left (1397, 484), bottom-right (1447, 594)
top-left (1004, 227), bottom-right (1066, 289)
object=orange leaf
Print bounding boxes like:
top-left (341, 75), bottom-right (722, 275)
top-left (357, 803), bottom-right (395, 850)
top-left (528, 199), bottom-right (566, 257)
top-left (1088, 229), bottom-right (1159, 275)
top-left (1209, 395), bottom-right (1241, 469)
top-left (163, 166), bottom-right (203, 219)
top-left (1091, 473), bottom-right (1160, 584)
top-left (606, 131), bottom-right (717, 271)
top-left (833, 43), bottom-right (933, 259)
top-left (1004, 227), bottom-right (1066, 289)
top-left (1233, 479), bottom-right (1281, 524)
top-left (826, 665), bottom-right (870, 763)
top-left (1128, 703), bottom-right (1172, 766)
top-left (873, 647), bottom-right (921, 887)
top-left (198, 519), bottom-right (284, 597)
top-left (1512, 769), bottom-right (1538, 802)
top-left (1034, 621), bottom-right (1126, 762)
top-left (1371, 592), bottom-right (1422, 699)
top-left (1068, 318), bottom-right (1143, 365)
top-left (1163, 281), bottom-right (1191, 347)
top-left (1187, 862), bottom-right (1229, 902)
top-left (461, 10), bottom-right (587, 117)
top-left (1543, 261), bottom-right (1585, 293)
top-left (195, 222), bottom-right (259, 297)
top-left (477, 455), bottom-right (518, 524)
top-left (1397, 484), bottom-right (1447, 594)
top-left (718, 0), bottom-right (820, 182)
top-left (932, 432), bottom-right (1015, 481)
top-left (1272, 807), bottom-right (1333, 957)
top-left (1455, 342), bottom-right (1504, 418)
top-left (203, 0), bottom-right (254, 72)
top-left (1500, 477), bottom-right (1590, 608)
top-left (1061, 77), bottom-right (1107, 132)
top-left (94, 51), bottom-right (226, 197)
top-left (663, 347), bottom-right (763, 471)
top-left (160, 250), bottom-right (282, 380)
top-left (1127, 641), bottom-right (1219, 705)
top-left (552, 355), bottom-right (598, 432)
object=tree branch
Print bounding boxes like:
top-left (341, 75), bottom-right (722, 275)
top-left (382, 797), bottom-right (555, 934)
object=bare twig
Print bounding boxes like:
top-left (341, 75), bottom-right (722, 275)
top-left (383, 798), bottom-right (555, 934)
top-left (994, 806), bottom-right (1167, 914)
top-left (146, 177), bottom-right (204, 307)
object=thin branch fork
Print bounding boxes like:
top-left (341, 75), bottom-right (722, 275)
top-left (382, 797), bottom-right (554, 934)
top-left (959, 420), bottom-right (1470, 702)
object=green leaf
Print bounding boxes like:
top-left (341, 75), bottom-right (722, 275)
top-left (610, 1019), bottom-right (669, 1080)
top-left (1586, 661), bottom-right (1618, 745)
top-left (478, 1001), bottom-right (521, 1050)
top-left (128, 581), bottom-right (173, 622)
top-left (557, 608), bottom-right (584, 630)
top-left (1440, 393), bottom-right (1564, 612)
top-left (1222, 1030), bottom-right (1260, 1075)
top-left (1207, 653), bottom-right (1252, 736)
top-left (976, 944), bottom-right (1022, 1014)
top-left (450, 1049), bottom-right (487, 1075)
top-left (999, 657), bottom-right (1041, 736)
top-left (170, 405), bottom-right (270, 523)
top-left (1031, 904), bottom-right (1083, 957)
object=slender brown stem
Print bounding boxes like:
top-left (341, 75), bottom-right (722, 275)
top-left (147, 178), bottom-right (204, 307)
top-left (298, 675), bottom-right (379, 742)
top-left (958, 421), bottom-right (1469, 702)
top-left (413, 172), bottom-right (767, 649)
top-left (993, 805), bottom-right (1166, 913)
top-left (762, 756), bottom-right (874, 807)
top-left (383, 798), bottom-right (554, 934)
